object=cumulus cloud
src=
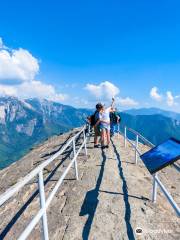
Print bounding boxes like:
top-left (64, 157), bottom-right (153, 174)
top-left (85, 81), bottom-right (139, 107)
top-left (85, 81), bottom-right (119, 100)
top-left (0, 38), bottom-right (68, 102)
top-left (0, 81), bottom-right (68, 102)
top-left (166, 91), bottom-right (174, 106)
top-left (166, 91), bottom-right (180, 107)
top-left (0, 84), bottom-right (17, 96)
top-left (149, 86), bottom-right (179, 109)
top-left (116, 97), bottom-right (139, 107)
top-left (0, 48), bottom-right (39, 83)
top-left (150, 87), bottom-right (162, 101)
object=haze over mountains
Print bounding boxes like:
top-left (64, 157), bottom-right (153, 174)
top-left (123, 108), bottom-right (180, 120)
top-left (0, 96), bottom-right (179, 169)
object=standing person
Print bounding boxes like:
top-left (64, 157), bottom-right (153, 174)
top-left (110, 108), bottom-right (121, 136)
top-left (92, 103), bottom-right (103, 148)
top-left (95, 98), bottom-right (115, 148)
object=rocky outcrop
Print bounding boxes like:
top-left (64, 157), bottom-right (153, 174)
top-left (16, 119), bottom-right (37, 136)
top-left (0, 130), bottom-right (179, 240)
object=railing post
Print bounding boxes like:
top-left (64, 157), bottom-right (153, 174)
top-left (87, 124), bottom-right (91, 143)
top-left (124, 126), bottom-right (127, 148)
top-left (135, 135), bottom-right (139, 164)
top-left (152, 173), bottom-right (157, 203)
top-left (83, 129), bottom-right (88, 156)
top-left (38, 170), bottom-right (49, 240)
top-left (73, 138), bottom-right (79, 180)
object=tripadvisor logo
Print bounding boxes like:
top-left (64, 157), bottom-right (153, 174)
top-left (135, 227), bottom-right (143, 235)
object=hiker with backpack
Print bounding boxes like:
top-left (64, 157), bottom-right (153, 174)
top-left (90, 103), bottom-right (104, 148)
top-left (110, 108), bottom-right (121, 136)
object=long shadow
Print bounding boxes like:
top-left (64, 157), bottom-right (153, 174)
top-left (79, 149), bottom-right (106, 240)
top-left (99, 190), bottom-right (149, 201)
top-left (121, 161), bottom-right (135, 165)
top-left (111, 139), bottom-right (135, 240)
top-left (0, 133), bottom-right (82, 239)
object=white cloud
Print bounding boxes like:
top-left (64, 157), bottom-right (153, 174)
top-left (166, 91), bottom-right (174, 106)
top-left (0, 81), bottom-right (68, 102)
top-left (0, 48), bottom-right (39, 83)
top-left (0, 84), bottom-right (17, 96)
top-left (85, 81), bottom-right (119, 100)
top-left (0, 38), bottom-right (68, 103)
top-left (150, 87), bottom-right (162, 101)
top-left (149, 86), bottom-right (179, 109)
top-left (85, 81), bottom-right (140, 108)
top-left (166, 91), bottom-right (179, 107)
top-left (116, 97), bottom-right (139, 107)
top-left (0, 37), bottom-right (8, 50)
top-left (73, 97), bottom-right (89, 107)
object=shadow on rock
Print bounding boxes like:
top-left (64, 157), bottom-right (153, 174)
top-left (111, 139), bottom-right (135, 240)
top-left (80, 149), bottom-right (106, 240)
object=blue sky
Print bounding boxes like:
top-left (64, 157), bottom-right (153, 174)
top-left (0, 0), bottom-right (180, 111)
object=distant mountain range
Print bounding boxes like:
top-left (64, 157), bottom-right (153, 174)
top-left (0, 97), bottom-right (92, 169)
top-left (119, 112), bottom-right (180, 145)
top-left (0, 97), bottom-right (179, 169)
top-left (123, 107), bottom-right (180, 120)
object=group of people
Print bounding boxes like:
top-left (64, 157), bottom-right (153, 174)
top-left (88, 98), bottom-right (121, 149)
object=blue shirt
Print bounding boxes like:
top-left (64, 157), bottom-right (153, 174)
top-left (94, 111), bottom-right (100, 124)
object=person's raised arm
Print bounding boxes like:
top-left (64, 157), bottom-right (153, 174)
top-left (107, 98), bottom-right (115, 112)
top-left (111, 97), bottom-right (115, 108)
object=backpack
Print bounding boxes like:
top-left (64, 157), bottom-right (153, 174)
top-left (90, 111), bottom-right (98, 127)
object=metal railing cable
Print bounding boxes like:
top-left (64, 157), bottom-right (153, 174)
top-left (0, 125), bottom-right (88, 240)
top-left (125, 127), bottom-right (155, 148)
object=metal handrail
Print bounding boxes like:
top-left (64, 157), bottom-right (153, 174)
top-left (120, 126), bottom-right (180, 217)
top-left (0, 127), bottom-right (85, 206)
top-left (0, 125), bottom-right (88, 240)
top-left (126, 126), bottom-right (155, 148)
